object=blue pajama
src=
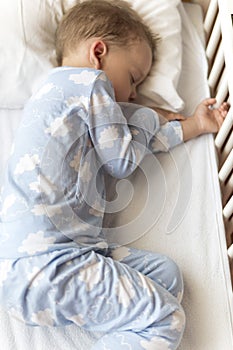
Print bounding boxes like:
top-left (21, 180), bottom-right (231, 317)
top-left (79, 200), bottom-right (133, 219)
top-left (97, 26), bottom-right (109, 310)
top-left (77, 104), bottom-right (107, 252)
top-left (0, 67), bottom-right (185, 349)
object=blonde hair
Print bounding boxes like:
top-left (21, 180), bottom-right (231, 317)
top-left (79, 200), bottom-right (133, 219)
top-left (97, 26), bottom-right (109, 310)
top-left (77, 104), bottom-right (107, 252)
top-left (55, 0), bottom-right (156, 66)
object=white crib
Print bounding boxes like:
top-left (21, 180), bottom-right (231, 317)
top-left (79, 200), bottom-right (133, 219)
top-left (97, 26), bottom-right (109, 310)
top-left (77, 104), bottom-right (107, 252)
top-left (0, 0), bottom-right (232, 349)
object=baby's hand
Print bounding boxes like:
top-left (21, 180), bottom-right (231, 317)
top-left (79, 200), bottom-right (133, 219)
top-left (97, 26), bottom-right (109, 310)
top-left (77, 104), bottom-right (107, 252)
top-left (193, 98), bottom-right (229, 134)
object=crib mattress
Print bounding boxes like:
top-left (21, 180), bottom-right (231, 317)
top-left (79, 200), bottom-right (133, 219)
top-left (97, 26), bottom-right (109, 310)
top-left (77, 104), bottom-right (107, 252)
top-left (0, 3), bottom-right (232, 350)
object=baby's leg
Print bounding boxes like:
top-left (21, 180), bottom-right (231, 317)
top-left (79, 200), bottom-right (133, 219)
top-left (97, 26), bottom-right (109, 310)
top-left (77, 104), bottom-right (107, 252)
top-left (3, 248), bottom-right (185, 350)
top-left (109, 245), bottom-right (184, 301)
top-left (91, 248), bottom-right (185, 350)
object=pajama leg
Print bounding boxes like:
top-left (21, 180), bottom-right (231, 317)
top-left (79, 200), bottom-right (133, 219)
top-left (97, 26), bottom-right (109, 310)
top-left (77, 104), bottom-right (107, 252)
top-left (109, 245), bottom-right (184, 301)
top-left (3, 248), bottom-right (185, 350)
top-left (91, 246), bottom-right (185, 350)
top-left (91, 249), bottom-right (185, 350)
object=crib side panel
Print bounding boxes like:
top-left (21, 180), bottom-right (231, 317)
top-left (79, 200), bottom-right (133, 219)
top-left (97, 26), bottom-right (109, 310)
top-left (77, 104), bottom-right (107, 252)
top-left (204, 0), bottom-right (233, 280)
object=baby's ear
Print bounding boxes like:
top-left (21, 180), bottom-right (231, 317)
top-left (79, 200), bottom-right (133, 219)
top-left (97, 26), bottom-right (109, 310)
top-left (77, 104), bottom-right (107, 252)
top-left (90, 40), bottom-right (108, 69)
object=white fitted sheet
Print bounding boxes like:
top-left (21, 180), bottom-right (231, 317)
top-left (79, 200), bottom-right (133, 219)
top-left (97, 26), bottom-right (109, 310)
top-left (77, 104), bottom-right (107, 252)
top-left (0, 3), bottom-right (232, 350)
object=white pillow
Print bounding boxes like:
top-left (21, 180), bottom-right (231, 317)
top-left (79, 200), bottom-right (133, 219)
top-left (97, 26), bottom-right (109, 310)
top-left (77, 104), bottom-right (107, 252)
top-left (127, 0), bottom-right (184, 112)
top-left (0, 0), bottom-right (184, 112)
top-left (0, 0), bottom-right (74, 108)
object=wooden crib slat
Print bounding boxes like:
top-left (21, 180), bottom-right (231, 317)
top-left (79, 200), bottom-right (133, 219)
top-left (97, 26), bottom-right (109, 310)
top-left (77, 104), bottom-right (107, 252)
top-left (218, 0), bottom-right (233, 99)
top-left (219, 149), bottom-right (233, 183)
top-left (204, 0), bottom-right (218, 37)
top-left (208, 40), bottom-right (224, 95)
top-left (221, 131), bottom-right (233, 165)
top-left (222, 173), bottom-right (233, 206)
top-left (223, 196), bottom-right (233, 220)
top-left (215, 107), bottom-right (233, 149)
top-left (206, 13), bottom-right (221, 61)
top-left (228, 243), bottom-right (233, 259)
top-left (215, 68), bottom-right (228, 104)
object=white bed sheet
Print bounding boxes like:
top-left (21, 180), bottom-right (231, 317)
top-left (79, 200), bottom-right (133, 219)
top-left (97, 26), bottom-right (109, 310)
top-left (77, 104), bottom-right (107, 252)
top-left (0, 3), bottom-right (233, 350)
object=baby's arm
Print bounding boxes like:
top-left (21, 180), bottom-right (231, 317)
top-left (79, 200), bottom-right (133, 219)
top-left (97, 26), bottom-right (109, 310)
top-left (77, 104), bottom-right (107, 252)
top-left (153, 98), bottom-right (229, 141)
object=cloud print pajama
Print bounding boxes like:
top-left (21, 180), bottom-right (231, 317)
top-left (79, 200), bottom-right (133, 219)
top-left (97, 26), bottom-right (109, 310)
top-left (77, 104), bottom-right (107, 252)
top-left (0, 67), bottom-right (185, 349)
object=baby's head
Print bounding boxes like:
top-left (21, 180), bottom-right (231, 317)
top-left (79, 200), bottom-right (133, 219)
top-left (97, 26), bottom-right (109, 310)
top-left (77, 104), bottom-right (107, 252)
top-left (56, 0), bottom-right (156, 102)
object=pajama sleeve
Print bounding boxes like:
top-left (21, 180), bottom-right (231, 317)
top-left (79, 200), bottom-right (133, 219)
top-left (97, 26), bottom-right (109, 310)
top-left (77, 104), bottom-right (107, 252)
top-left (87, 72), bottom-right (183, 179)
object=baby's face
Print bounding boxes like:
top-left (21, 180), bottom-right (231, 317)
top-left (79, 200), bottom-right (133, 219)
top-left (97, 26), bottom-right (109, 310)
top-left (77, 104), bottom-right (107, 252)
top-left (102, 40), bottom-right (152, 102)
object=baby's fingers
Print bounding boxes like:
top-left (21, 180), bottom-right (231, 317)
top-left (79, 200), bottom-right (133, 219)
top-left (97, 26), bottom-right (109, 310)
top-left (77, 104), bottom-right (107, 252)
top-left (214, 110), bottom-right (225, 129)
top-left (218, 102), bottom-right (230, 117)
top-left (203, 97), bottom-right (217, 107)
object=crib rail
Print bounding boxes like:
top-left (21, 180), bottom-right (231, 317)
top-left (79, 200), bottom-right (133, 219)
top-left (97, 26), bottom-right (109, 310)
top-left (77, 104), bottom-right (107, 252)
top-left (204, 0), bottom-right (233, 272)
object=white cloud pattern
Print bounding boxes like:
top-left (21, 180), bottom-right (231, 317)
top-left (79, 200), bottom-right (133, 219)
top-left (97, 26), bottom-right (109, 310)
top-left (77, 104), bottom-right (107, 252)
top-left (152, 133), bottom-right (169, 152)
top-left (91, 93), bottom-right (111, 108)
top-left (111, 247), bottom-right (131, 261)
top-left (173, 124), bottom-right (183, 139)
top-left (45, 115), bottom-right (70, 137)
top-left (34, 83), bottom-right (54, 100)
top-left (170, 309), bottom-right (185, 332)
top-left (78, 258), bottom-right (103, 292)
top-left (18, 230), bottom-right (56, 255)
top-left (14, 154), bottom-right (40, 175)
top-left (69, 149), bottom-right (82, 172)
top-left (96, 74), bottom-right (107, 82)
top-left (98, 126), bottom-right (119, 149)
top-left (79, 161), bottom-right (92, 183)
top-left (69, 71), bottom-right (97, 86)
top-left (31, 308), bottom-right (54, 326)
top-left (31, 203), bottom-right (62, 217)
top-left (68, 313), bottom-right (86, 326)
top-left (66, 95), bottom-right (89, 109)
top-left (116, 275), bottom-right (135, 308)
top-left (29, 175), bottom-right (57, 195)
